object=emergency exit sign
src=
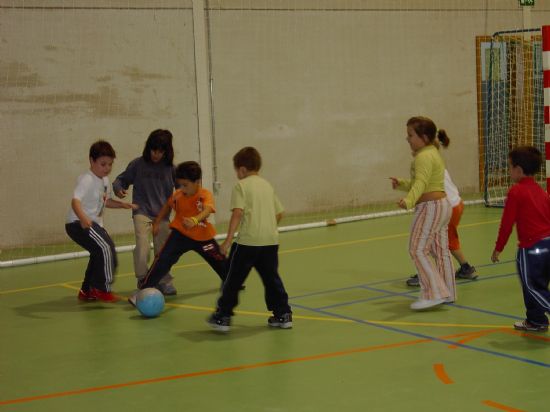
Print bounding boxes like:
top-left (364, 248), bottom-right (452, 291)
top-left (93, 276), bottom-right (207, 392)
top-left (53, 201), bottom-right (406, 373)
top-left (519, 0), bottom-right (534, 6)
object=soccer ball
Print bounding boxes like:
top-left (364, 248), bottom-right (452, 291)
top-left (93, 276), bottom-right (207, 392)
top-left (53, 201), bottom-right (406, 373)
top-left (135, 288), bottom-right (165, 318)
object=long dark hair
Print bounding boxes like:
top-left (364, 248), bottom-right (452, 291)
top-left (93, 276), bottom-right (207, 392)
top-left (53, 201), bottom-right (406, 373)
top-left (143, 129), bottom-right (174, 165)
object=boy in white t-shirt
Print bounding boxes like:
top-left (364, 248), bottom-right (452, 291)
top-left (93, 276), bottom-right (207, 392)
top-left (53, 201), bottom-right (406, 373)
top-left (65, 140), bottom-right (136, 302)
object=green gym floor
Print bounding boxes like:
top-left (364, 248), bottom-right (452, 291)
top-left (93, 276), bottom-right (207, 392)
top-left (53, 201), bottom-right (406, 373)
top-left (1, 204), bottom-right (548, 411)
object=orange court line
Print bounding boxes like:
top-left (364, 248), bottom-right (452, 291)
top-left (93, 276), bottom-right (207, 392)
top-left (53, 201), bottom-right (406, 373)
top-left (482, 399), bottom-right (526, 412)
top-left (502, 329), bottom-right (550, 342)
top-left (433, 363), bottom-right (454, 384)
top-left (447, 329), bottom-right (504, 349)
top-left (0, 338), bottom-right (429, 406)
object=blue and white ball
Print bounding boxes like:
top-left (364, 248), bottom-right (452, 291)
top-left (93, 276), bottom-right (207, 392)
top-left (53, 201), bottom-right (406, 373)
top-left (136, 288), bottom-right (165, 318)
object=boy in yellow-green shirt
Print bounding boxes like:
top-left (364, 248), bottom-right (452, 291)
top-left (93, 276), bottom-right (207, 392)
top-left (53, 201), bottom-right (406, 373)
top-left (207, 147), bottom-right (292, 332)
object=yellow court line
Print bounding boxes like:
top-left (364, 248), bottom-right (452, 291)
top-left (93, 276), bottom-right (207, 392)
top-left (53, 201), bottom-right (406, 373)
top-left (55, 283), bottom-right (507, 329)
top-left (0, 219), bottom-right (502, 295)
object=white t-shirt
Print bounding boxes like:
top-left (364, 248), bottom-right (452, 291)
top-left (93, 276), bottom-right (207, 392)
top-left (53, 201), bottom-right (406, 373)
top-left (66, 170), bottom-right (111, 226)
top-left (444, 169), bottom-right (461, 208)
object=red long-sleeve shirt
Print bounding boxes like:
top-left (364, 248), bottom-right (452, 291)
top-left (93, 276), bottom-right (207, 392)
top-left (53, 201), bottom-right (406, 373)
top-left (495, 177), bottom-right (550, 252)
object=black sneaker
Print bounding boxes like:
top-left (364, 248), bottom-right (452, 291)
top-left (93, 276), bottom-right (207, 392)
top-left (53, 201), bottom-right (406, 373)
top-left (406, 274), bottom-right (420, 287)
top-left (207, 313), bottom-right (231, 332)
top-left (268, 313), bottom-right (293, 329)
top-left (455, 265), bottom-right (478, 280)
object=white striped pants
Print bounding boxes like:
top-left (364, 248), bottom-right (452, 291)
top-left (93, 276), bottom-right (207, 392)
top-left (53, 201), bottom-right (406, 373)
top-left (409, 198), bottom-right (456, 301)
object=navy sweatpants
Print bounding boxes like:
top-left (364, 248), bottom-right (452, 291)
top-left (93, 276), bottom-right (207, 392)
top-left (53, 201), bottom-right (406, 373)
top-left (216, 243), bottom-right (291, 317)
top-left (517, 237), bottom-right (550, 326)
top-left (140, 229), bottom-right (227, 289)
top-left (65, 221), bottom-right (117, 292)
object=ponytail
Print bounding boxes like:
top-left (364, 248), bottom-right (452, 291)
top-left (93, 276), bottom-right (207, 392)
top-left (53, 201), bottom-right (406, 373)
top-left (437, 129), bottom-right (450, 148)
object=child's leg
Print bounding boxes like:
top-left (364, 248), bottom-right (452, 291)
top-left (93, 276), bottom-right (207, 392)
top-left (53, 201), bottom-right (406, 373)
top-left (409, 201), bottom-right (451, 300)
top-left (66, 222), bottom-right (117, 292)
top-left (517, 239), bottom-right (550, 326)
top-left (154, 219), bottom-right (176, 288)
top-left (254, 245), bottom-right (291, 316)
top-left (132, 214), bottom-right (153, 280)
top-left (216, 244), bottom-right (254, 316)
top-left (66, 222), bottom-right (92, 290)
top-left (81, 258), bottom-right (94, 291)
top-left (431, 204), bottom-right (455, 301)
top-left (89, 223), bottom-right (117, 291)
top-left (447, 202), bottom-right (463, 258)
top-left (195, 239), bottom-right (227, 282)
top-left (140, 230), bottom-right (190, 289)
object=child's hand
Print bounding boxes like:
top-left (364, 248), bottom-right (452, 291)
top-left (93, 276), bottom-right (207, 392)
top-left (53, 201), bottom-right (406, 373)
top-left (389, 177), bottom-right (399, 190)
top-left (152, 222), bottom-right (159, 236)
top-left (182, 217), bottom-right (195, 229)
top-left (220, 240), bottom-right (231, 256)
top-left (114, 189), bottom-right (127, 199)
top-left (397, 199), bottom-right (407, 209)
top-left (80, 218), bottom-right (93, 229)
top-left (121, 202), bottom-right (138, 210)
top-left (491, 250), bottom-right (500, 263)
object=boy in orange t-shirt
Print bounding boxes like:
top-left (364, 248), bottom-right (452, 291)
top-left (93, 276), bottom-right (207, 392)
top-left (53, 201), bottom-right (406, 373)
top-left (130, 161), bottom-right (227, 301)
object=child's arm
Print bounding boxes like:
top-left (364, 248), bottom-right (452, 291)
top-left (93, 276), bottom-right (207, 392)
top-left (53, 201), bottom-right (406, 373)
top-left (105, 198), bottom-right (138, 210)
top-left (112, 160), bottom-right (137, 199)
top-left (71, 198), bottom-right (93, 229)
top-left (399, 156), bottom-right (431, 209)
top-left (491, 188), bottom-right (519, 261)
top-left (182, 205), bottom-right (214, 229)
top-left (152, 200), bottom-right (173, 236)
top-left (220, 208), bottom-right (243, 255)
top-left (389, 177), bottom-right (411, 191)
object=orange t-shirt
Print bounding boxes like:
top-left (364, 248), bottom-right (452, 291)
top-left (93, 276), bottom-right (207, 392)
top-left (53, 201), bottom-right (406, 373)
top-left (168, 188), bottom-right (216, 241)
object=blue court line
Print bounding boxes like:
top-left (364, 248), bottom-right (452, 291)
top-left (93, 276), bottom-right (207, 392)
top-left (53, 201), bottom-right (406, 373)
top-left (291, 302), bottom-right (550, 369)
top-left (316, 276), bottom-right (523, 320)
top-left (290, 260), bottom-right (516, 300)
top-left (352, 259), bottom-right (516, 288)
top-left (290, 271), bottom-right (523, 320)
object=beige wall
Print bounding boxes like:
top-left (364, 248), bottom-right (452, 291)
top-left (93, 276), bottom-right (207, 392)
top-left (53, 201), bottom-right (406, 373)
top-left (2, 0), bottom-right (550, 249)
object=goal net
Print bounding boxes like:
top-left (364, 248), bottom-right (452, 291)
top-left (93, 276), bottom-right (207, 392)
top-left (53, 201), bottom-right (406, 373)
top-left (483, 28), bottom-right (545, 207)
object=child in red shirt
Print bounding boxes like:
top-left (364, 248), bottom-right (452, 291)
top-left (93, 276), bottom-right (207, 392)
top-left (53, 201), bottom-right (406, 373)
top-left (129, 161), bottom-right (226, 305)
top-left (491, 146), bottom-right (550, 332)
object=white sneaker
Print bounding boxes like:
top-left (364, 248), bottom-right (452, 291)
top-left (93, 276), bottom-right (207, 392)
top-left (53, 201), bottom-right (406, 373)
top-left (410, 298), bottom-right (446, 310)
top-left (128, 292), bottom-right (137, 307)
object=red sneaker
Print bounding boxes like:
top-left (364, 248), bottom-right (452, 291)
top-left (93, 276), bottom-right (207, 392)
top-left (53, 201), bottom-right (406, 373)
top-left (77, 289), bottom-right (97, 302)
top-left (89, 288), bottom-right (119, 303)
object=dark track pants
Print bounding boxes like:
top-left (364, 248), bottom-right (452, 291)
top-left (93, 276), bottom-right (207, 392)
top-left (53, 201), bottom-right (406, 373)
top-left (217, 243), bottom-right (291, 317)
top-left (517, 237), bottom-right (550, 326)
top-left (65, 221), bottom-right (117, 292)
top-left (141, 229), bottom-right (227, 289)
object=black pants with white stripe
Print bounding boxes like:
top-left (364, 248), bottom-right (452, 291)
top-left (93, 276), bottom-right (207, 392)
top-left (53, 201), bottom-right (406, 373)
top-left (216, 244), bottom-right (291, 317)
top-left (517, 237), bottom-right (550, 326)
top-left (140, 229), bottom-right (227, 289)
top-left (65, 221), bottom-right (117, 292)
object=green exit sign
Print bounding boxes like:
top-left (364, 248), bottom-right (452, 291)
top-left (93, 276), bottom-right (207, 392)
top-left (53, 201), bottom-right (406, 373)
top-left (520, 0), bottom-right (535, 6)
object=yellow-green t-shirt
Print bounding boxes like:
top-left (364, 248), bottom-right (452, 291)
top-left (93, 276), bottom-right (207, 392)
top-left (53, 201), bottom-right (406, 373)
top-left (396, 145), bottom-right (445, 209)
top-left (230, 175), bottom-right (284, 246)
